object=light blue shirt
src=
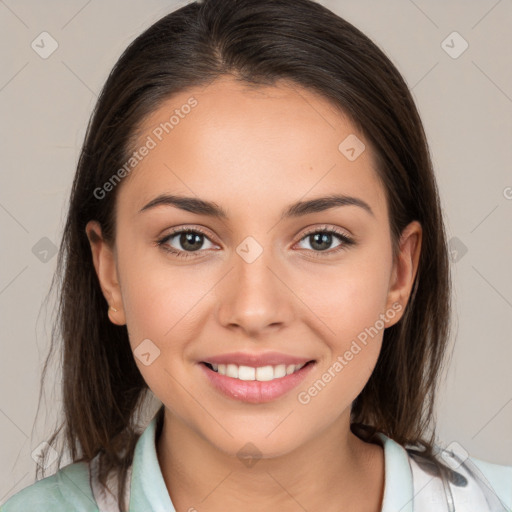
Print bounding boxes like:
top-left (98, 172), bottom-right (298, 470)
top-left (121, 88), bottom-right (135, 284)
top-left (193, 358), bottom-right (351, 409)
top-left (2, 413), bottom-right (511, 511)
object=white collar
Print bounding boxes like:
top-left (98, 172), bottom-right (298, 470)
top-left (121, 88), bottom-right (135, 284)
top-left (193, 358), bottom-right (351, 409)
top-left (90, 412), bottom-right (509, 512)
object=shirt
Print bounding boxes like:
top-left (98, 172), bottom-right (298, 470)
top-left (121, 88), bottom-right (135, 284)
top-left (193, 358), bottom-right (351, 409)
top-left (2, 412), bottom-right (511, 511)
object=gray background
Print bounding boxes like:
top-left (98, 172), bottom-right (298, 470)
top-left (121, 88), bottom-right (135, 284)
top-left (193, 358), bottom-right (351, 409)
top-left (1, 0), bottom-right (511, 503)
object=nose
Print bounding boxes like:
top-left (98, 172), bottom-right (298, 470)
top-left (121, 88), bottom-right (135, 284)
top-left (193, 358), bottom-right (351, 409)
top-left (215, 243), bottom-right (295, 337)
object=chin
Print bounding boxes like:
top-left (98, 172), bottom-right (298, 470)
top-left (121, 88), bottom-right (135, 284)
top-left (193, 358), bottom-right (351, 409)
top-left (206, 428), bottom-right (305, 462)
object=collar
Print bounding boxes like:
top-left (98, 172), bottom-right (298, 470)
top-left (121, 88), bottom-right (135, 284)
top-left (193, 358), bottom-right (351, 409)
top-left (128, 411), bottom-right (174, 512)
top-left (374, 432), bottom-right (414, 512)
top-left (128, 412), bottom-right (415, 512)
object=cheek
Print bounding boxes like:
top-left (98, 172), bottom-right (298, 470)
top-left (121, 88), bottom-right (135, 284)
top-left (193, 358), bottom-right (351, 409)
top-left (296, 237), bottom-right (393, 346)
top-left (295, 276), bottom-right (389, 426)
top-left (292, 238), bottom-right (393, 405)
top-left (116, 232), bottom-right (212, 343)
top-left (115, 241), bottom-right (218, 397)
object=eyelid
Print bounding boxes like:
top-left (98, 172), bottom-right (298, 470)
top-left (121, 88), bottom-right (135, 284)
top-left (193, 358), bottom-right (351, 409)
top-left (159, 224), bottom-right (218, 242)
top-left (297, 224), bottom-right (353, 240)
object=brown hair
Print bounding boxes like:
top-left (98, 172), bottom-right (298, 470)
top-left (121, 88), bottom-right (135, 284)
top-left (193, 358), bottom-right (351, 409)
top-left (37, 0), bottom-right (454, 509)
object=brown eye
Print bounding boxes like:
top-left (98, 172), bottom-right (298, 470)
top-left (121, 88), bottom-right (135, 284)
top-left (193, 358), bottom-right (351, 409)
top-left (157, 228), bottom-right (216, 258)
top-left (296, 228), bottom-right (355, 256)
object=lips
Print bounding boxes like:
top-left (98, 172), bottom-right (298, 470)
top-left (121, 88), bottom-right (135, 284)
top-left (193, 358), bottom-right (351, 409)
top-left (198, 352), bottom-right (317, 403)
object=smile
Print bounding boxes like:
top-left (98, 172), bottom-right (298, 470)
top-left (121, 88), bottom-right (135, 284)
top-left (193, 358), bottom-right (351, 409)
top-left (199, 360), bottom-right (316, 403)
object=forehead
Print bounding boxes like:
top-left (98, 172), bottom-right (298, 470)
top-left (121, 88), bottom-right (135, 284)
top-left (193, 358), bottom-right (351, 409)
top-left (118, 77), bottom-right (388, 221)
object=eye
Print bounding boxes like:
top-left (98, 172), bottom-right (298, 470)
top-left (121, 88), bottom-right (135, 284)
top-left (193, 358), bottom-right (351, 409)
top-left (295, 226), bottom-right (355, 256)
top-left (157, 227), bottom-right (217, 259)
top-left (156, 225), bottom-right (355, 260)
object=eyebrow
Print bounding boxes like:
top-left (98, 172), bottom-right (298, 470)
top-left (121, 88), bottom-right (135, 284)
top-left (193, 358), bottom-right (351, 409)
top-left (139, 193), bottom-right (374, 219)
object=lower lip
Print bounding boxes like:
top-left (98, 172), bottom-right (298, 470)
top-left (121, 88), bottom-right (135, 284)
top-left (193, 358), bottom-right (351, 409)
top-left (198, 361), bottom-right (316, 403)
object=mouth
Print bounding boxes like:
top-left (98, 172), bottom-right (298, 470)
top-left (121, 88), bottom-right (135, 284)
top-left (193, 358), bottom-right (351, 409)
top-left (198, 360), bottom-right (317, 403)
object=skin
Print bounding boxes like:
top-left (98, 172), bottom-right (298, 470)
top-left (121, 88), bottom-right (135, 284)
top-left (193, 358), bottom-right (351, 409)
top-left (87, 76), bottom-right (422, 512)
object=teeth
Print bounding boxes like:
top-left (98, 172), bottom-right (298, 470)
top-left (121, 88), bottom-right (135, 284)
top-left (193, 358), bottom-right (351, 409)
top-left (226, 364), bottom-right (238, 378)
top-left (274, 365), bottom-right (287, 378)
top-left (256, 365), bottom-right (274, 381)
top-left (238, 366), bottom-right (255, 380)
top-left (209, 362), bottom-right (307, 381)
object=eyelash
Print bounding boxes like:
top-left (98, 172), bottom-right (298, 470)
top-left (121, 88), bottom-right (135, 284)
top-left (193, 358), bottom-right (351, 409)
top-left (156, 226), bottom-right (355, 259)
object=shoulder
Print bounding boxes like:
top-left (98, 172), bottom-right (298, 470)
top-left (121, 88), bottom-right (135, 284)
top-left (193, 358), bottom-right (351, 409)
top-left (408, 447), bottom-right (512, 511)
top-left (469, 455), bottom-right (512, 510)
top-left (0, 462), bottom-right (98, 512)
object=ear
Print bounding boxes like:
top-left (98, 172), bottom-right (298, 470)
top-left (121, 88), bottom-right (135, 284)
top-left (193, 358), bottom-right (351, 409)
top-left (384, 220), bottom-right (422, 327)
top-left (85, 220), bottom-right (126, 326)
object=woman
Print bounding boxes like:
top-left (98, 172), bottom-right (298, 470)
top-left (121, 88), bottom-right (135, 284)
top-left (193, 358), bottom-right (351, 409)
top-left (2, 0), bottom-right (510, 511)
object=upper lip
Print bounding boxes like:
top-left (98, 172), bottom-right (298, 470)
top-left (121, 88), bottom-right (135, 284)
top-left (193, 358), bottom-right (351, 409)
top-left (201, 351), bottom-right (315, 367)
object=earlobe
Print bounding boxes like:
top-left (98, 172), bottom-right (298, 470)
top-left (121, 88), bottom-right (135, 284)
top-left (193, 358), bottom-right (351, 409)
top-left (85, 220), bottom-right (126, 326)
top-left (385, 221), bottom-right (422, 326)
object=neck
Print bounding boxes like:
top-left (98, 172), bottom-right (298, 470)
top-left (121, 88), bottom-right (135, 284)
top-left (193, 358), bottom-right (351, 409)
top-left (156, 407), bottom-right (385, 512)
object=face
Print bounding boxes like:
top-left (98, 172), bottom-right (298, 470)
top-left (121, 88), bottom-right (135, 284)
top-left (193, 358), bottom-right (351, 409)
top-left (87, 76), bottom-right (421, 458)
